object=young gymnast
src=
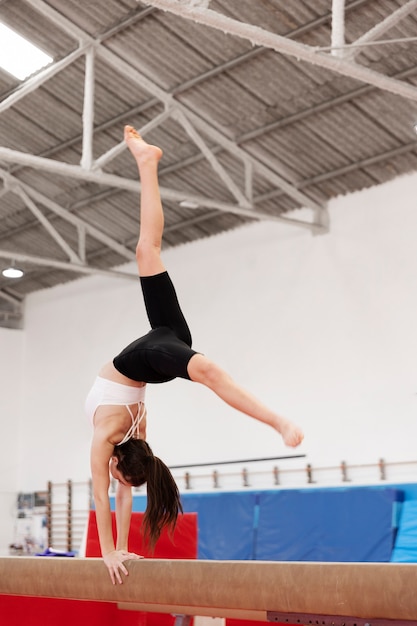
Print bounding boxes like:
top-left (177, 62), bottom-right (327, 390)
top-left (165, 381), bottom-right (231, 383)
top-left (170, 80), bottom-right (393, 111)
top-left (86, 125), bottom-right (304, 584)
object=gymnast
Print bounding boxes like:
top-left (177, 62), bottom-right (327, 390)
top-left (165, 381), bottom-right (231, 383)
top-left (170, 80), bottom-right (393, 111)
top-left (85, 125), bottom-right (304, 584)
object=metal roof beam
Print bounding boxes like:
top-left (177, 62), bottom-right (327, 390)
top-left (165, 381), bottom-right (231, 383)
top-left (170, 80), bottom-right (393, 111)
top-left (0, 167), bottom-right (136, 262)
top-left (173, 109), bottom-right (251, 208)
top-left (143, 0), bottom-right (417, 103)
top-left (169, 1), bottom-right (370, 96)
top-left (0, 249), bottom-right (136, 280)
top-left (343, 0), bottom-right (417, 60)
top-left (24, 0), bottom-right (94, 43)
top-left (81, 47), bottom-right (95, 171)
top-left (331, 0), bottom-right (346, 58)
top-left (0, 149), bottom-right (324, 230)
top-left (182, 107), bottom-right (327, 216)
top-left (0, 287), bottom-right (23, 306)
top-left (13, 185), bottom-right (82, 264)
top-left (0, 44), bottom-right (91, 115)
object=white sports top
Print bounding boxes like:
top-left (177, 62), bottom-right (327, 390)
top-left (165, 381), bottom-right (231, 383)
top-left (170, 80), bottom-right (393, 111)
top-left (85, 376), bottom-right (147, 446)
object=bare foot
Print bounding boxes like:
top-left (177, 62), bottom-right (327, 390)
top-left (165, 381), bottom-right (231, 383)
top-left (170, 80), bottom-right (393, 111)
top-left (124, 125), bottom-right (163, 165)
top-left (279, 420), bottom-right (304, 448)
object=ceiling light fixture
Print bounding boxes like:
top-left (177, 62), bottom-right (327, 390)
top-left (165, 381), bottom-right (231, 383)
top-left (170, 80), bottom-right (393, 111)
top-left (0, 22), bottom-right (53, 80)
top-left (2, 261), bottom-right (24, 279)
top-left (179, 200), bottom-right (200, 209)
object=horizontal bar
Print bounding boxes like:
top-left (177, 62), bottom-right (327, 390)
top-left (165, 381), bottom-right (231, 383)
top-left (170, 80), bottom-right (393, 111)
top-left (169, 454), bottom-right (306, 469)
top-left (1, 558), bottom-right (417, 621)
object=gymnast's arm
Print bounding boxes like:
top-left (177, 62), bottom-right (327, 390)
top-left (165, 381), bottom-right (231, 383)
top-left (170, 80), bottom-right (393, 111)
top-left (90, 428), bottom-right (140, 584)
top-left (115, 481), bottom-right (132, 552)
top-left (114, 409), bottom-right (147, 548)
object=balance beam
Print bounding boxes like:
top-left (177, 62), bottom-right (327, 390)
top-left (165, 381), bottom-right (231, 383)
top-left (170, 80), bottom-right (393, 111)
top-left (1, 557), bottom-right (417, 624)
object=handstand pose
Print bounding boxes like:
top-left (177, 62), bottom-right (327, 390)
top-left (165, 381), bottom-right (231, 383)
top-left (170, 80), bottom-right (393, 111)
top-left (86, 126), bottom-right (304, 584)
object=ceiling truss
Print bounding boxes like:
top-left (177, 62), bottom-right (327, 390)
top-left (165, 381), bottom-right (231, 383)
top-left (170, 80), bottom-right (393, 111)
top-left (0, 0), bottom-right (417, 325)
top-left (145, 0), bottom-right (417, 102)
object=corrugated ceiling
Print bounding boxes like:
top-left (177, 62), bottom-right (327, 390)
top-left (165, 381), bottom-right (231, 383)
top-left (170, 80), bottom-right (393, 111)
top-left (0, 0), bottom-right (417, 328)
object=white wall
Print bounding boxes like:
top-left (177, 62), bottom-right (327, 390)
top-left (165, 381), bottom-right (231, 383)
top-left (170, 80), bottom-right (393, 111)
top-left (6, 171), bottom-right (417, 497)
top-left (0, 327), bottom-right (24, 553)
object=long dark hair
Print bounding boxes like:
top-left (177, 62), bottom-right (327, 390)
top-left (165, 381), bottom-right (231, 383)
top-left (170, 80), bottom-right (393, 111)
top-left (113, 438), bottom-right (183, 548)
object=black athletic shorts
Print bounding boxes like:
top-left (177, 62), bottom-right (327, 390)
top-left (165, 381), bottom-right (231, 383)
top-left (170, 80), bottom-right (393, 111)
top-left (113, 271), bottom-right (198, 383)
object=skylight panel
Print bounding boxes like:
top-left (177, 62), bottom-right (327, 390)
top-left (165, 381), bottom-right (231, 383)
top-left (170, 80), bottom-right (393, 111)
top-left (0, 22), bottom-right (53, 80)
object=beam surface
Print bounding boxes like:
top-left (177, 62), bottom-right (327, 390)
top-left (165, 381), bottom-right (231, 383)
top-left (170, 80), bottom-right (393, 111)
top-left (1, 558), bottom-right (417, 622)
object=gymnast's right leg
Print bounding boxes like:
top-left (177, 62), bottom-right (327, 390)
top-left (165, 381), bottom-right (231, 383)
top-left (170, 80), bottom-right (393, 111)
top-left (124, 125), bottom-right (165, 278)
top-left (124, 125), bottom-right (192, 343)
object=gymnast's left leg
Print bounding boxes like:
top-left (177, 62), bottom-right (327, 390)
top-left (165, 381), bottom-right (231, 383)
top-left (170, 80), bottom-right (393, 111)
top-left (187, 354), bottom-right (304, 447)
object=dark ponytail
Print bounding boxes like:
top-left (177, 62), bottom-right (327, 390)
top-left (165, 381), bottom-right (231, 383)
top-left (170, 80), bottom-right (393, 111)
top-left (113, 438), bottom-right (183, 548)
top-left (143, 454), bottom-right (183, 548)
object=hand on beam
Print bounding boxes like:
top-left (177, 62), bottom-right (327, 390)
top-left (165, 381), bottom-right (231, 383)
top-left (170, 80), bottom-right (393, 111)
top-left (103, 550), bottom-right (144, 585)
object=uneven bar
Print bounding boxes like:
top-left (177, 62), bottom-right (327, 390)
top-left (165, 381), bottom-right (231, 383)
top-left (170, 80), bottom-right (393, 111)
top-left (1, 558), bottom-right (417, 622)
